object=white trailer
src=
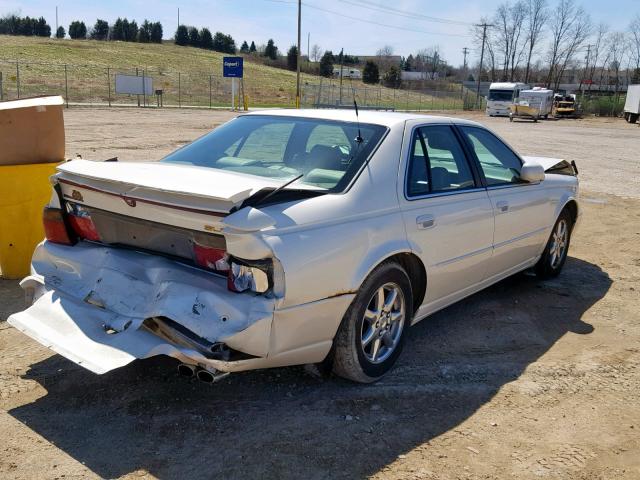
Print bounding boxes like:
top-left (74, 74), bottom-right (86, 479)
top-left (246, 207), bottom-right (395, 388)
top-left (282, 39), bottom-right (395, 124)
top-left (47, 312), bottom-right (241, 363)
top-left (333, 67), bottom-right (362, 79)
top-left (486, 82), bottom-right (529, 116)
top-left (623, 85), bottom-right (640, 123)
top-left (511, 87), bottom-right (554, 120)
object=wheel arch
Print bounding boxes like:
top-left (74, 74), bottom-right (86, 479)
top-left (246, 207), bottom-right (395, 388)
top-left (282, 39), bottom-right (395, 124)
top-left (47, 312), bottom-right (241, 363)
top-left (353, 249), bottom-right (427, 315)
top-left (563, 199), bottom-right (578, 223)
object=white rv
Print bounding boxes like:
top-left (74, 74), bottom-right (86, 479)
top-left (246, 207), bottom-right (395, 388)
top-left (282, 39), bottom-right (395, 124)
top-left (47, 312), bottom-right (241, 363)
top-left (333, 67), bottom-right (362, 79)
top-left (486, 82), bottom-right (529, 116)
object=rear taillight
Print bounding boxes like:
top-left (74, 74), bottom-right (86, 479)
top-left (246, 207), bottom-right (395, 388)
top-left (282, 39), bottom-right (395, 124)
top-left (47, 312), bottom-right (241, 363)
top-left (193, 242), bottom-right (229, 272)
top-left (67, 203), bottom-right (100, 242)
top-left (43, 207), bottom-right (75, 245)
top-left (227, 258), bottom-right (271, 294)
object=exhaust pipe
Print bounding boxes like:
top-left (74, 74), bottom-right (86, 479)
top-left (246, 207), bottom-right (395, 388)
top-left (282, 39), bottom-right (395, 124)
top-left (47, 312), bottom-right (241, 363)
top-left (196, 367), bottom-right (230, 384)
top-left (177, 363), bottom-right (196, 378)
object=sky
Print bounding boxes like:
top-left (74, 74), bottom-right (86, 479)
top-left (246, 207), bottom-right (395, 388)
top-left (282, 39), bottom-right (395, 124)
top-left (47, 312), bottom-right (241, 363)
top-left (1, 0), bottom-right (639, 65)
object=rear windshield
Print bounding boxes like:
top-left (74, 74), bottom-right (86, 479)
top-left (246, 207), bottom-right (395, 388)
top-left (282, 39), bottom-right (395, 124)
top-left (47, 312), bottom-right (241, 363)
top-left (161, 115), bottom-right (387, 192)
top-left (488, 90), bottom-right (514, 102)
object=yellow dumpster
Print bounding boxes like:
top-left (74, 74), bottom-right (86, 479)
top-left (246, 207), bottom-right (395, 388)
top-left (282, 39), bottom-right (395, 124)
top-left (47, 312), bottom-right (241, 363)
top-left (0, 163), bottom-right (59, 278)
top-left (0, 95), bottom-right (65, 279)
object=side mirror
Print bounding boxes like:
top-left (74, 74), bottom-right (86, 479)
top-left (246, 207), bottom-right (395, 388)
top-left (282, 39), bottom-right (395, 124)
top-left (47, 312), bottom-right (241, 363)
top-left (520, 161), bottom-right (545, 183)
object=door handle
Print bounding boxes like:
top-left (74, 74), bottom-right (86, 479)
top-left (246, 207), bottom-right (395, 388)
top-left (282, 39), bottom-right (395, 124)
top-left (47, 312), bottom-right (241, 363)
top-left (416, 214), bottom-right (435, 229)
top-left (496, 201), bottom-right (509, 213)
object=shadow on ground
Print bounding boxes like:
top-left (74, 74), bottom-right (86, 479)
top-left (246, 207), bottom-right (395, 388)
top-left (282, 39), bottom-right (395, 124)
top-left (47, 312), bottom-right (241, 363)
top-left (8, 257), bottom-right (610, 479)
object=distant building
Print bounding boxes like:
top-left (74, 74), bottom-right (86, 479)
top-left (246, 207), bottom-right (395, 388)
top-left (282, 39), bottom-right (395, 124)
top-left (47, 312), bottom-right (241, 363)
top-left (355, 55), bottom-right (402, 65)
top-left (401, 71), bottom-right (440, 81)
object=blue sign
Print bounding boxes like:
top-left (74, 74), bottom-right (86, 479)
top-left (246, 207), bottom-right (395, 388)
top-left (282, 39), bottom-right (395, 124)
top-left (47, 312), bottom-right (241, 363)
top-left (223, 57), bottom-right (243, 78)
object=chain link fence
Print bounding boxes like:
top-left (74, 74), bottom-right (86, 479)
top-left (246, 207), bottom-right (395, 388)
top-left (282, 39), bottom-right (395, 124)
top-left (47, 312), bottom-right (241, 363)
top-left (0, 60), bottom-right (483, 111)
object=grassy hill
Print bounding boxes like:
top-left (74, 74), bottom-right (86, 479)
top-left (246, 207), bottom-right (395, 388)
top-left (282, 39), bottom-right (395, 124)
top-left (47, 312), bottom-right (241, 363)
top-left (0, 35), bottom-right (468, 109)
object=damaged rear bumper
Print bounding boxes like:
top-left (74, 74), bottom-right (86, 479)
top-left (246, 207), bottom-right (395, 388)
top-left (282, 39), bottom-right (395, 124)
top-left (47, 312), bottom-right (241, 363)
top-left (8, 241), bottom-right (355, 374)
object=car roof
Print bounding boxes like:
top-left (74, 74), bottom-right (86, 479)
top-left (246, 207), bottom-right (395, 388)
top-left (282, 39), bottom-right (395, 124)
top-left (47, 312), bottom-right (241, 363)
top-left (243, 108), bottom-right (483, 129)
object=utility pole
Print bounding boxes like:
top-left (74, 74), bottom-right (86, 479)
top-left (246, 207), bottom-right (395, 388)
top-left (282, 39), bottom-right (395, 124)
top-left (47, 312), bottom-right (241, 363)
top-left (338, 47), bottom-right (344, 105)
top-left (177, 7), bottom-right (180, 28)
top-left (307, 32), bottom-right (310, 66)
top-left (55, 6), bottom-right (58, 34)
top-left (475, 23), bottom-right (493, 109)
top-left (579, 44), bottom-right (593, 94)
top-left (462, 47), bottom-right (469, 73)
top-left (296, 0), bottom-right (302, 108)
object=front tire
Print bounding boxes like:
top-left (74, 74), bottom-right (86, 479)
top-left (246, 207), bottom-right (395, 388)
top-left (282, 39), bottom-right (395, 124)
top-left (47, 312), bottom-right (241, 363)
top-left (535, 209), bottom-right (573, 279)
top-left (332, 262), bottom-right (413, 383)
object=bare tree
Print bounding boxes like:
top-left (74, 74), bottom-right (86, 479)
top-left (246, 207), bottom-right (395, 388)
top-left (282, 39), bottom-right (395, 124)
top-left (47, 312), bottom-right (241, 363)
top-left (494, 1), bottom-right (527, 81)
top-left (583, 23), bottom-right (608, 91)
top-left (523, 0), bottom-right (548, 83)
top-left (546, 0), bottom-right (591, 89)
top-left (629, 15), bottom-right (640, 74)
top-left (310, 44), bottom-right (322, 62)
top-left (376, 45), bottom-right (395, 73)
top-left (605, 32), bottom-right (628, 93)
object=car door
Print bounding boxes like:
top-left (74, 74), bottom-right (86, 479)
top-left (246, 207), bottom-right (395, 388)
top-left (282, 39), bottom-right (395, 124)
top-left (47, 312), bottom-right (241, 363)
top-left (399, 123), bottom-right (495, 312)
top-left (457, 126), bottom-right (553, 279)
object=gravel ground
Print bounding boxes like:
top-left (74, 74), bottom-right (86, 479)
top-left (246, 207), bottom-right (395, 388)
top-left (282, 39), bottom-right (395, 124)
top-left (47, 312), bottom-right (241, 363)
top-left (0, 108), bottom-right (638, 480)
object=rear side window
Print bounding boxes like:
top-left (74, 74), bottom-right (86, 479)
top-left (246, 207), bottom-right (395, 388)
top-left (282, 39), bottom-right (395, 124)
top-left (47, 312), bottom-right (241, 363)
top-left (460, 127), bottom-right (522, 186)
top-left (406, 125), bottom-right (476, 197)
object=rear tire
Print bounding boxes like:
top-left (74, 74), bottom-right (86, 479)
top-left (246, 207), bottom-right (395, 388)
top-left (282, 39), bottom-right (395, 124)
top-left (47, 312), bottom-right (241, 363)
top-left (534, 209), bottom-right (573, 279)
top-left (630, 113), bottom-right (639, 124)
top-left (332, 261), bottom-right (413, 383)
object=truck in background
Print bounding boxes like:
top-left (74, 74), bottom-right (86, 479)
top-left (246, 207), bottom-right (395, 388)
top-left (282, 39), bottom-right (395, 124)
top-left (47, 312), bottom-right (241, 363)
top-left (623, 84), bottom-right (640, 123)
top-left (486, 82), bottom-right (530, 116)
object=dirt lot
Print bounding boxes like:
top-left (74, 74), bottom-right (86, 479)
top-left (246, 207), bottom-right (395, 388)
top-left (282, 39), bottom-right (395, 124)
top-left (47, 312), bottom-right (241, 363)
top-left (1, 108), bottom-right (639, 480)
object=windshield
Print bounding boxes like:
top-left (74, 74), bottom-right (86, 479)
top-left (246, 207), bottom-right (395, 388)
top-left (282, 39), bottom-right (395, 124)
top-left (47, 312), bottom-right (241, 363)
top-left (488, 89), bottom-right (514, 102)
top-left (161, 115), bottom-right (387, 192)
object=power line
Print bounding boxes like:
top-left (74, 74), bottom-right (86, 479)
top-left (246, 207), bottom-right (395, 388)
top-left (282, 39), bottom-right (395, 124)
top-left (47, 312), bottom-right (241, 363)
top-left (336, 0), bottom-right (473, 26)
top-left (302, 2), bottom-right (471, 38)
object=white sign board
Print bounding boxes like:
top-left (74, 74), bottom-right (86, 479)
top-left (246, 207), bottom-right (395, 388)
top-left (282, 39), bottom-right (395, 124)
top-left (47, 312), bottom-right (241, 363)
top-left (115, 74), bottom-right (154, 95)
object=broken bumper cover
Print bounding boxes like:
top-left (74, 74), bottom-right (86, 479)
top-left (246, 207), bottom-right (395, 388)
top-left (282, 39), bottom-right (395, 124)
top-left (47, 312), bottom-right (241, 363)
top-left (8, 241), bottom-right (355, 374)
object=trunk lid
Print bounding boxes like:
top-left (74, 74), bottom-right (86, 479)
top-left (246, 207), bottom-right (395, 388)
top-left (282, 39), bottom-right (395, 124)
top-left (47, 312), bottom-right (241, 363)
top-left (55, 160), bottom-right (285, 269)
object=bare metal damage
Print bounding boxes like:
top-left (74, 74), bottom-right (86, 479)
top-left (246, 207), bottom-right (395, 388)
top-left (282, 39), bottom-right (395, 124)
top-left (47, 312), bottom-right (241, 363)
top-left (8, 241), bottom-right (354, 374)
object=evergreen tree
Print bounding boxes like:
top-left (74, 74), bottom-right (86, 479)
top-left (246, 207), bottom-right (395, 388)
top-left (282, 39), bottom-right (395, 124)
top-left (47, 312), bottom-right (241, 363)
top-left (126, 19), bottom-right (138, 41)
top-left (110, 18), bottom-right (124, 40)
top-left (35, 17), bottom-right (50, 37)
top-left (404, 54), bottom-right (414, 71)
top-left (362, 60), bottom-right (379, 84)
top-left (212, 32), bottom-right (236, 53)
top-left (200, 28), bottom-right (214, 49)
top-left (138, 20), bottom-right (153, 42)
top-left (249, 40), bottom-right (256, 53)
top-left (188, 26), bottom-right (200, 46)
top-left (319, 50), bottom-right (334, 77)
top-left (240, 40), bottom-right (249, 53)
top-left (264, 38), bottom-right (278, 60)
top-left (91, 19), bottom-right (109, 40)
top-left (68, 20), bottom-right (87, 39)
top-left (55, 25), bottom-right (65, 38)
top-left (175, 25), bottom-right (189, 45)
top-left (287, 45), bottom-right (298, 71)
top-left (150, 22), bottom-right (163, 43)
top-left (383, 65), bottom-right (401, 88)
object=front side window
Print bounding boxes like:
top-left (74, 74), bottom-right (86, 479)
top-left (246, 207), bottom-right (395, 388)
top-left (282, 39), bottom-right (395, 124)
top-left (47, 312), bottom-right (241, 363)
top-left (406, 125), bottom-right (476, 197)
top-left (161, 115), bottom-right (387, 192)
top-left (460, 127), bottom-right (522, 186)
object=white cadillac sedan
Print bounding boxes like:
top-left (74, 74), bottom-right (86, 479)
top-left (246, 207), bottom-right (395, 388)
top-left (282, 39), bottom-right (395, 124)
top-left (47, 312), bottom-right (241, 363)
top-left (9, 110), bottom-right (580, 383)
